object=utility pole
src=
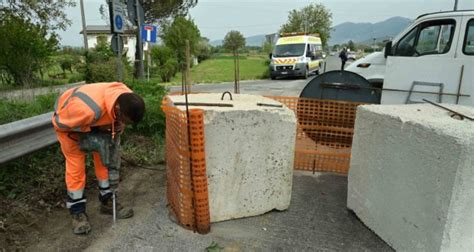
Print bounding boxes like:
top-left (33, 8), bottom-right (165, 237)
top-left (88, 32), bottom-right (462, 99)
top-left (80, 0), bottom-right (88, 51)
top-left (453, 0), bottom-right (458, 11)
top-left (135, 0), bottom-right (145, 79)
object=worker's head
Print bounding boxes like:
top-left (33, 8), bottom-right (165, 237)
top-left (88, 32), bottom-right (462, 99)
top-left (116, 93), bottom-right (145, 124)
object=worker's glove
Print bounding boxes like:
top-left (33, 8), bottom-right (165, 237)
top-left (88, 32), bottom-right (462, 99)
top-left (109, 169), bottom-right (119, 190)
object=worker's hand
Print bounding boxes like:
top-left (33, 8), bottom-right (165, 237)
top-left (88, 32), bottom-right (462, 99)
top-left (97, 125), bottom-right (112, 132)
top-left (114, 121), bottom-right (125, 133)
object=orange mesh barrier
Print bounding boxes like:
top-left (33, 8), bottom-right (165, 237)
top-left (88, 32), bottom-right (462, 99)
top-left (162, 96), bottom-right (210, 234)
top-left (269, 96), bottom-right (364, 174)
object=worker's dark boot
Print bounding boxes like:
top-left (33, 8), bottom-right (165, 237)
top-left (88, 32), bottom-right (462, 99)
top-left (72, 212), bottom-right (91, 235)
top-left (100, 195), bottom-right (134, 219)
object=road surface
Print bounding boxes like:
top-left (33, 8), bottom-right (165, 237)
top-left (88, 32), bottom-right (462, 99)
top-left (169, 56), bottom-right (349, 96)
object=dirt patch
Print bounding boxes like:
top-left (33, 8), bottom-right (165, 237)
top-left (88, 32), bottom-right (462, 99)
top-left (0, 163), bottom-right (165, 251)
top-left (0, 134), bottom-right (164, 251)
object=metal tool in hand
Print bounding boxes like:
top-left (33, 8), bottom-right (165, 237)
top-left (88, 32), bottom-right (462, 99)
top-left (78, 130), bottom-right (121, 223)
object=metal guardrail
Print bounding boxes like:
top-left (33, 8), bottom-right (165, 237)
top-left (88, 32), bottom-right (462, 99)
top-left (0, 81), bottom-right (85, 101)
top-left (0, 112), bottom-right (57, 164)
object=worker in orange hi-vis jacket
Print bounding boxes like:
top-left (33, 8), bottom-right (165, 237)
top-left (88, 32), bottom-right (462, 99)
top-left (52, 82), bottom-right (145, 235)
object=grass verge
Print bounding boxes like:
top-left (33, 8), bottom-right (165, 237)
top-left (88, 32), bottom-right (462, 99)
top-left (166, 53), bottom-right (268, 85)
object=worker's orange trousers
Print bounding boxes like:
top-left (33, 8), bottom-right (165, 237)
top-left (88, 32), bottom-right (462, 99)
top-left (56, 131), bottom-right (110, 212)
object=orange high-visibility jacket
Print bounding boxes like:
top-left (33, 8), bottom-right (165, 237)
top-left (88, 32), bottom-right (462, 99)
top-left (52, 82), bottom-right (132, 132)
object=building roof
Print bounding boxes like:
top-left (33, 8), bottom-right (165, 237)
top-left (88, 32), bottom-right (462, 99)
top-left (80, 25), bottom-right (135, 35)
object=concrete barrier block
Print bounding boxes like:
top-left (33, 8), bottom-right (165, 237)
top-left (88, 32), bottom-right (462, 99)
top-left (347, 104), bottom-right (474, 251)
top-left (169, 94), bottom-right (296, 222)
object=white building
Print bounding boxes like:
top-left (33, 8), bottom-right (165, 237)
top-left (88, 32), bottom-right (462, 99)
top-left (80, 25), bottom-right (137, 62)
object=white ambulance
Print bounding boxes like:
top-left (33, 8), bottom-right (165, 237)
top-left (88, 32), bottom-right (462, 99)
top-left (269, 33), bottom-right (325, 79)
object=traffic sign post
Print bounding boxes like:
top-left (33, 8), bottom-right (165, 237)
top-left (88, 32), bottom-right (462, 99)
top-left (127, 0), bottom-right (144, 26)
top-left (111, 0), bottom-right (125, 34)
top-left (141, 24), bottom-right (157, 81)
top-left (142, 25), bottom-right (158, 43)
top-left (108, 0), bottom-right (125, 81)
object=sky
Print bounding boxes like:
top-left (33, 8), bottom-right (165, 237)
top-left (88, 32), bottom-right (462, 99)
top-left (58, 0), bottom-right (474, 47)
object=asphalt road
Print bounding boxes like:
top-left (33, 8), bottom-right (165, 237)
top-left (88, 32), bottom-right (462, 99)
top-left (169, 56), bottom-right (347, 97)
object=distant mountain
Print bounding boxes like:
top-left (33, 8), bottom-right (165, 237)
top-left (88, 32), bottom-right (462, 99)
top-left (209, 16), bottom-right (411, 47)
top-left (329, 16), bottom-right (412, 45)
top-left (245, 34), bottom-right (266, 47)
top-left (210, 34), bottom-right (266, 47)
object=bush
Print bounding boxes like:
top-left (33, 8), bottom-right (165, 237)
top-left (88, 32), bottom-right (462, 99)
top-left (364, 48), bottom-right (375, 53)
top-left (84, 59), bottom-right (117, 83)
top-left (80, 36), bottom-right (130, 83)
top-left (0, 92), bottom-right (58, 124)
top-left (260, 59), bottom-right (271, 79)
top-left (59, 56), bottom-right (74, 74)
top-left (151, 45), bottom-right (179, 82)
top-left (125, 80), bottom-right (167, 137)
top-left (0, 13), bottom-right (58, 87)
top-left (67, 73), bottom-right (85, 83)
top-left (119, 80), bottom-right (167, 166)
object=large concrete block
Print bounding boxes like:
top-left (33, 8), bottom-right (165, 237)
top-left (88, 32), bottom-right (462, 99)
top-left (347, 104), bottom-right (474, 251)
top-left (169, 94), bottom-right (296, 222)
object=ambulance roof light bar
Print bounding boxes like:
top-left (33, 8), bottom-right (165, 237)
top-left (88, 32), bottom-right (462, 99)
top-left (279, 32), bottom-right (320, 37)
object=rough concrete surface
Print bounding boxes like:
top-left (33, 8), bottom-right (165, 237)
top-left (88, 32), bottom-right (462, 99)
top-left (348, 104), bottom-right (474, 251)
top-left (169, 94), bottom-right (297, 222)
top-left (82, 171), bottom-right (392, 251)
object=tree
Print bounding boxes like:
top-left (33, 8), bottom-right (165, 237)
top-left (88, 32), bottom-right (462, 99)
top-left (151, 45), bottom-right (178, 82)
top-left (347, 40), bottom-right (356, 51)
top-left (280, 3), bottom-right (332, 48)
top-left (223, 30), bottom-right (245, 93)
top-left (143, 0), bottom-right (198, 21)
top-left (0, 0), bottom-right (74, 87)
top-left (0, 14), bottom-right (59, 86)
top-left (160, 16), bottom-right (201, 71)
top-left (195, 37), bottom-right (212, 63)
top-left (0, 0), bottom-right (75, 32)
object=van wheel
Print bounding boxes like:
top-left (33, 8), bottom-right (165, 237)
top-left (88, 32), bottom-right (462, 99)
top-left (301, 67), bottom-right (308, 79)
top-left (271, 75), bottom-right (276, 80)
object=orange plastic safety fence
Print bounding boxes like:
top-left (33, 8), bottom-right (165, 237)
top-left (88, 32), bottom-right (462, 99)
top-left (162, 96), bottom-right (210, 234)
top-left (269, 96), bottom-right (364, 174)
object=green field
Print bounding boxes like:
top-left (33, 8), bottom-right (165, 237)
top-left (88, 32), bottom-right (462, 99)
top-left (168, 53), bottom-right (269, 85)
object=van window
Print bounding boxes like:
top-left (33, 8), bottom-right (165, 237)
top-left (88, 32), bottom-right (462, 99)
top-left (395, 27), bottom-right (417, 56)
top-left (463, 19), bottom-right (474, 55)
top-left (273, 44), bottom-right (306, 57)
top-left (416, 23), bottom-right (455, 55)
top-left (394, 19), bottom-right (455, 57)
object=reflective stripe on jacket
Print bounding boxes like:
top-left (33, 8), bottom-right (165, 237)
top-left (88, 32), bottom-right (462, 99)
top-left (52, 82), bottom-right (132, 132)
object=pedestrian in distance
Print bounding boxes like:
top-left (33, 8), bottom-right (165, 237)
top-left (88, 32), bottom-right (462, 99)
top-left (52, 82), bottom-right (145, 235)
top-left (339, 47), bottom-right (348, 71)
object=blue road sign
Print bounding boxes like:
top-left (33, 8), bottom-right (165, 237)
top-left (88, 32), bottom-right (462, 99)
top-left (115, 15), bottom-right (123, 30)
top-left (142, 25), bottom-right (157, 43)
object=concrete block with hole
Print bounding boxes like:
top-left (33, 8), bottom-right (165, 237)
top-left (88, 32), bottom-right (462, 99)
top-left (347, 104), bottom-right (474, 251)
top-left (168, 93), bottom-right (296, 222)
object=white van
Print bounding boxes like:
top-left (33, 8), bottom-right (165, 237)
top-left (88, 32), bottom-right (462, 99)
top-left (269, 33), bottom-right (325, 79)
top-left (346, 10), bottom-right (473, 106)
